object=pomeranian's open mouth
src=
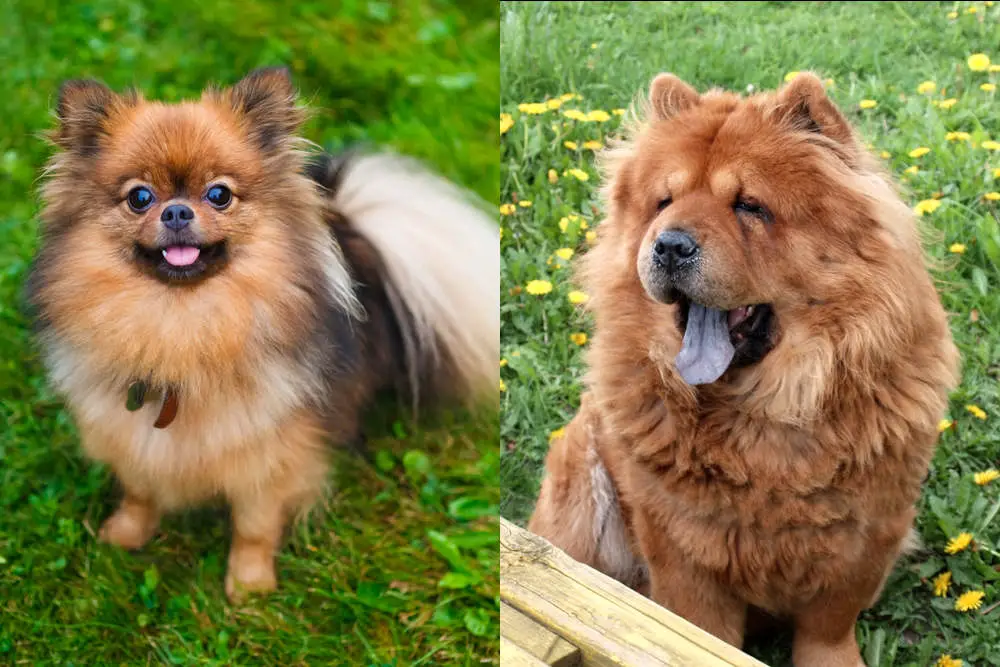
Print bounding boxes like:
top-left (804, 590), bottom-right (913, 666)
top-left (134, 241), bottom-right (229, 284)
top-left (673, 295), bottom-right (775, 385)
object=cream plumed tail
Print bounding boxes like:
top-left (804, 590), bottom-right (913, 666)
top-left (331, 151), bottom-right (499, 403)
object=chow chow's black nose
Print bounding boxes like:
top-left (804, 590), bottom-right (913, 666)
top-left (161, 204), bottom-right (195, 231)
top-left (652, 230), bottom-right (699, 270)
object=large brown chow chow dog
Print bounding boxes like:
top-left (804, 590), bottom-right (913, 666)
top-left (529, 72), bottom-right (958, 666)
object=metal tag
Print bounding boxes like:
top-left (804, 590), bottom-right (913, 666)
top-left (126, 381), bottom-right (147, 411)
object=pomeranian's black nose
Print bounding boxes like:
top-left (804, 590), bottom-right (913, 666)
top-left (652, 230), bottom-right (699, 270)
top-left (161, 204), bottom-right (195, 231)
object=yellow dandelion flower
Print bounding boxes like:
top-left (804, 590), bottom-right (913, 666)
top-left (548, 427), bottom-right (565, 442)
top-left (859, 99), bottom-right (878, 109)
top-left (967, 5), bottom-right (978, 12)
top-left (499, 378), bottom-right (506, 392)
top-left (562, 109), bottom-right (587, 121)
top-left (586, 230), bottom-right (597, 242)
top-left (986, 192), bottom-right (1000, 201)
top-left (914, 199), bottom-right (942, 215)
top-left (546, 98), bottom-right (563, 110)
top-left (499, 203), bottom-right (516, 215)
top-left (983, 141), bottom-right (1000, 150)
top-left (558, 214), bottom-right (581, 233)
top-left (519, 200), bottom-right (532, 208)
top-left (880, 150), bottom-right (891, 159)
top-left (939, 98), bottom-right (958, 109)
top-left (554, 248), bottom-right (574, 261)
top-left (918, 81), bottom-right (937, 94)
top-left (612, 108), bottom-right (626, 115)
top-left (904, 165), bottom-right (919, 175)
top-left (824, 78), bottom-right (835, 88)
top-left (569, 332), bottom-right (588, 346)
top-left (563, 140), bottom-right (579, 150)
top-left (955, 590), bottom-right (985, 612)
top-left (938, 418), bottom-right (954, 431)
top-left (982, 83), bottom-right (998, 92)
top-left (566, 168), bottom-right (590, 181)
top-left (945, 532), bottom-right (973, 554)
top-left (500, 113), bottom-right (514, 135)
top-left (590, 42), bottom-right (598, 49)
top-left (548, 169), bottom-right (558, 184)
top-left (946, 131), bottom-right (971, 141)
top-left (992, 65), bottom-right (1000, 72)
top-left (968, 54), bottom-right (991, 72)
top-left (499, 358), bottom-right (508, 367)
top-left (585, 110), bottom-right (611, 122)
top-left (525, 280), bottom-right (553, 296)
top-left (583, 140), bottom-right (603, 150)
top-left (974, 469), bottom-right (1000, 485)
top-left (518, 102), bottom-right (549, 115)
top-left (966, 404), bottom-right (987, 419)
top-left (947, 10), bottom-right (958, 18)
top-left (936, 655), bottom-right (963, 667)
top-left (950, 243), bottom-right (966, 254)
top-left (784, 71), bottom-right (801, 83)
top-left (568, 290), bottom-right (589, 305)
top-left (909, 146), bottom-right (931, 158)
top-left (994, 168), bottom-right (1000, 178)
top-left (933, 571), bottom-right (952, 597)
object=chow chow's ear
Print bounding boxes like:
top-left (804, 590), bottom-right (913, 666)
top-left (55, 79), bottom-right (118, 155)
top-left (648, 73), bottom-right (700, 121)
top-left (229, 67), bottom-right (303, 151)
top-left (777, 72), bottom-right (854, 146)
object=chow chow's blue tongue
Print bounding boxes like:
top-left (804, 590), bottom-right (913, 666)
top-left (674, 303), bottom-right (735, 385)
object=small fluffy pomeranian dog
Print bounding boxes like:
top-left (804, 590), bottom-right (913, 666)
top-left (529, 72), bottom-right (958, 666)
top-left (29, 68), bottom-right (498, 601)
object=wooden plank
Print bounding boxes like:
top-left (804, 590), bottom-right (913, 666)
top-left (501, 601), bottom-right (582, 666)
top-left (501, 517), bottom-right (766, 667)
top-left (501, 636), bottom-right (550, 667)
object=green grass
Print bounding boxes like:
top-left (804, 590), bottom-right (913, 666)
top-left (0, 1), bottom-right (498, 664)
top-left (500, 2), bottom-right (1000, 665)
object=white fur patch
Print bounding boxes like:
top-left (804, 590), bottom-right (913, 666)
top-left (587, 442), bottom-right (647, 587)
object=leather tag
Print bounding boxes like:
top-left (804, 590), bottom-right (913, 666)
top-left (153, 388), bottom-right (179, 429)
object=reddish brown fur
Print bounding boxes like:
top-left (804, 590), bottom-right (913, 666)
top-left (529, 73), bottom-right (958, 666)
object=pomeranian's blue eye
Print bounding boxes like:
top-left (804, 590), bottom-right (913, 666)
top-left (205, 185), bottom-right (232, 209)
top-left (126, 186), bottom-right (155, 212)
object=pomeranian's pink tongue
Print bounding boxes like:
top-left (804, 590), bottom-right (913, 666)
top-left (162, 246), bottom-right (200, 267)
top-left (675, 303), bottom-right (735, 385)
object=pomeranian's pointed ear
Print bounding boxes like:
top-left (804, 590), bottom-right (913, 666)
top-left (229, 67), bottom-right (303, 150)
top-left (777, 72), bottom-right (854, 146)
top-left (648, 73), bottom-right (699, 121)
top-left (55, 79), bottom-right (117, 154)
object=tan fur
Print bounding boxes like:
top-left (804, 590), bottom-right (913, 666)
top-left (32, 69), bottom-right (498, 602)
top-left (530, 73), bottom-right (958, 666)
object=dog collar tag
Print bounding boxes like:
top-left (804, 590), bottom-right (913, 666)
top-left (153, 388), bottom-right (179, 429)
top-left (126, 381), bottom-right (147, 411)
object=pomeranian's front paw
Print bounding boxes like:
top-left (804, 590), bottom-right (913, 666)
top-left (98, 500), bottom-right (160, 550)
top-left (225, 545), bottom-right (278, 604)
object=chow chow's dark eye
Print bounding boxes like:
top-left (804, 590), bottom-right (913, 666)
top-left (126, 186), bottom-right (155, 212)
top-left (205, 185), bottom-right (232, 209)
top-left (734, 197), bottom-right (773, 224)
top-left (657, 196), bottom-right (673, 211)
